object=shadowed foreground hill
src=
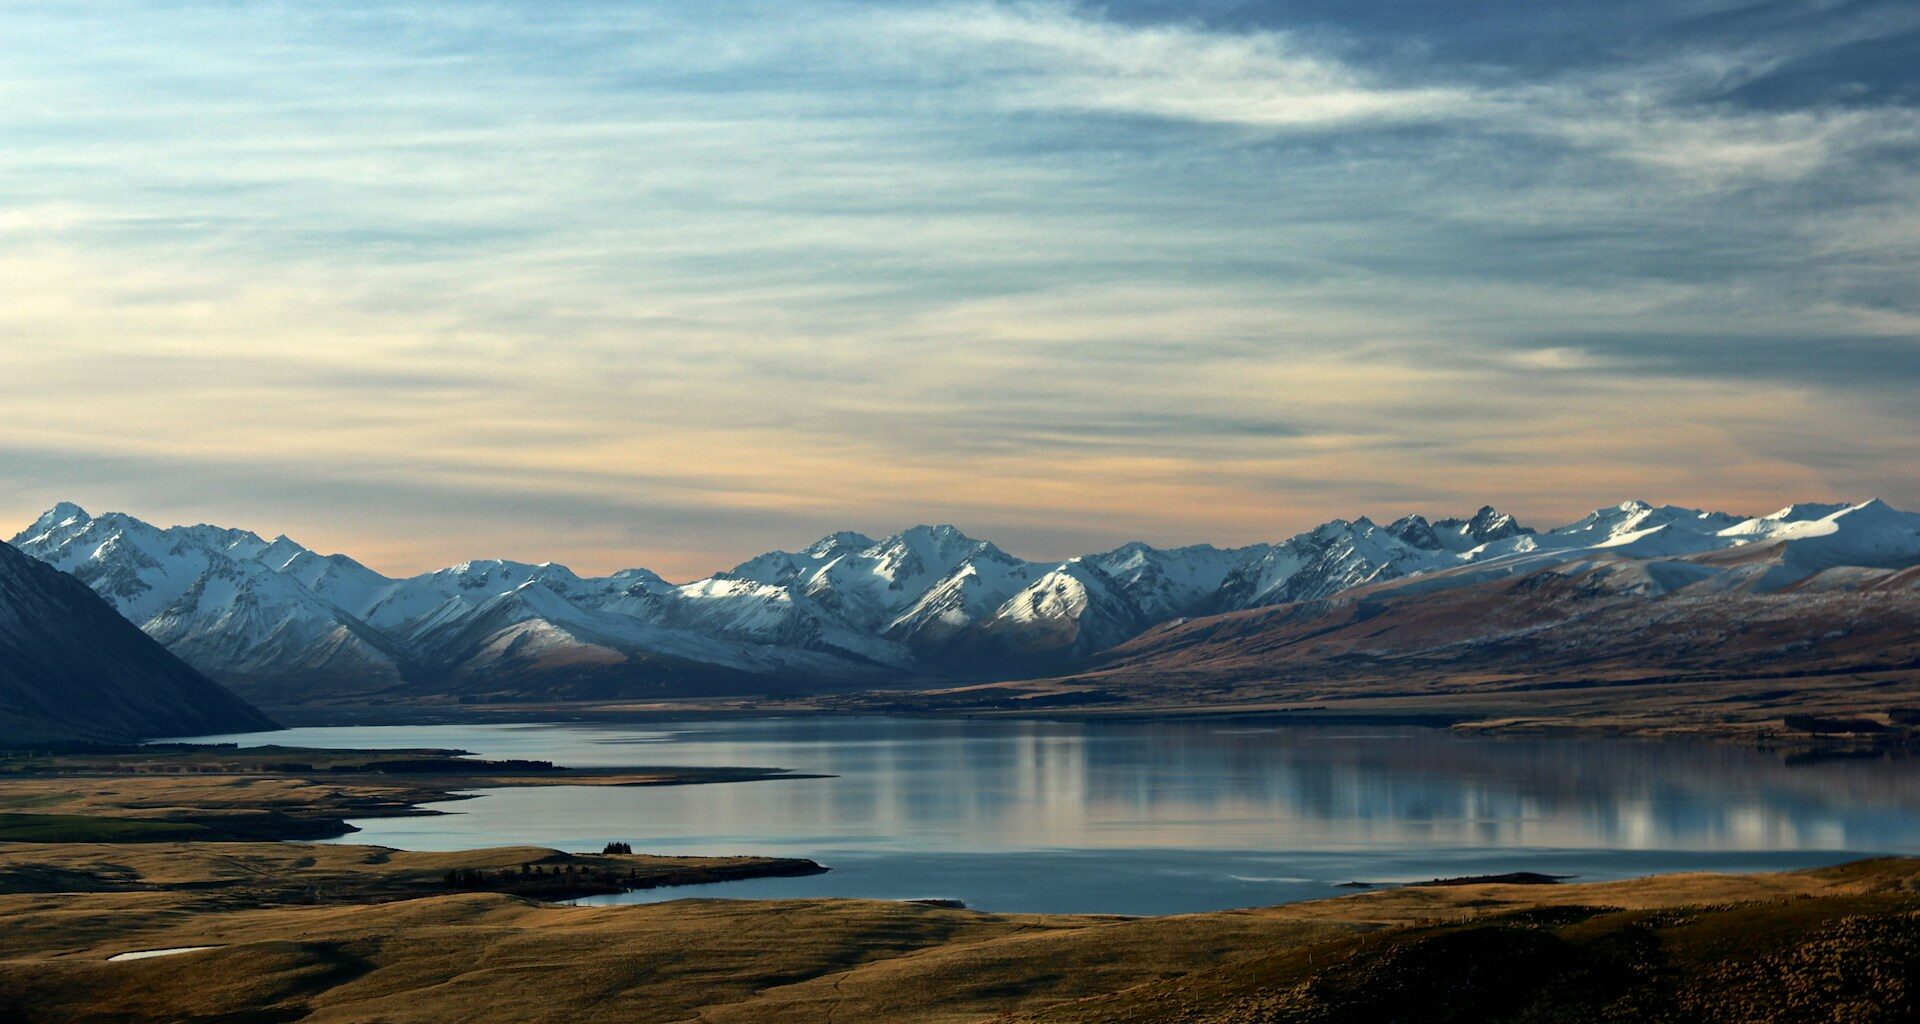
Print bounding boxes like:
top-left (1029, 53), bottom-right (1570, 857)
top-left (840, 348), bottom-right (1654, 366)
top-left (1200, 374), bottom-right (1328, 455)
top-left (0, 849), bottom-right (1913, 1023)
top-left (0, 540), bottom-right (276, 743)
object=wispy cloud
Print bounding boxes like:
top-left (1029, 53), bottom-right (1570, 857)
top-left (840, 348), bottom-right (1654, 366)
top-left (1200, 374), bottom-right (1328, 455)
top-left (873, 3), bottom-right (1473, 128)
top-left (0, 0), bottom-right (1915, 575)
top-left (874, 2), bottom-right (1920, 183)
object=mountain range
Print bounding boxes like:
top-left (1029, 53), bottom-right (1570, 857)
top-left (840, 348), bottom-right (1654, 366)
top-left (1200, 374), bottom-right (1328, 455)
top-left (1053, 499), bottom-right (1920, 726)
top-left (12, 499), bottom-right (1919, 706)
top-left (0, 537), bottom-right (275, 742)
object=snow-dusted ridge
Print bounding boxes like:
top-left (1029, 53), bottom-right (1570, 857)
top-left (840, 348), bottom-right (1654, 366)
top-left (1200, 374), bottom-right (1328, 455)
top-left (11, 498), bottom-right (1919, 699)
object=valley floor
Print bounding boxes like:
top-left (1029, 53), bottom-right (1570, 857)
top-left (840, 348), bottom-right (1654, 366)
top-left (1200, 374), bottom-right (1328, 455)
top-left (0, 739), bottom-right (1916, 1021)
top-left (0, 843), bottom-right (1913, 1023)
top-left (278, 661), bottom-right (1920, 751)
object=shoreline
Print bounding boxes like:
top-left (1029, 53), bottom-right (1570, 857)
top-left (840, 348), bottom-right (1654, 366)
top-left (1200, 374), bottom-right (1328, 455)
top-left (0, 839), bottom-right (829, 905)
top-left (0, 743), bottom-right (823, 845)
top-left (250, 696), bottom-right (1920, 758)
top-left (2, 854), bottom-right (1915, 1021)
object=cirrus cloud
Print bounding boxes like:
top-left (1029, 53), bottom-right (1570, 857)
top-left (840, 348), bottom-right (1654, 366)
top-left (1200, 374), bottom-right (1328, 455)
top-left (0, 0), bottom-right (1914, 576)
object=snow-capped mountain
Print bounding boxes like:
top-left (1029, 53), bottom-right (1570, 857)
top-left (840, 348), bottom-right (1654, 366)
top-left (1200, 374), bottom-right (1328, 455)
top-left (1374, 498), bottom-right (1920, 602)
top-left (9, 505), bottom-right (907, 700)
top-left (11, 498), bottom-right (1919, 703)
top-left (14, 504), bottom-right (409, 695)
top-left (1387, 505), bottom-right (1532, 553)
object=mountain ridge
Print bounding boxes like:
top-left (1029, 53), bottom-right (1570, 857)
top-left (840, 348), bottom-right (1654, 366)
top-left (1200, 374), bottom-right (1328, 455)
top-left (12, 498), bottom-right (1918, 704)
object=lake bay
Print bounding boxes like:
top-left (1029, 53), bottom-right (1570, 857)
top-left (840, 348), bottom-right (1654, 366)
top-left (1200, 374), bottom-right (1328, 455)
top-left (191, 716), bottom-right (1920, 915)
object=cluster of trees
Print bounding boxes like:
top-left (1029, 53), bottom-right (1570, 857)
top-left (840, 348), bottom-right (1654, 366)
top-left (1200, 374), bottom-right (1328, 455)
top-left (601, 841), bottom-right (633, 855)
top-left (1782, 714), bottom-right (1891, 735)
top-left (440, 860), bottom-right (649, 892)
top-left (332, 757), bottom-right (561, 775)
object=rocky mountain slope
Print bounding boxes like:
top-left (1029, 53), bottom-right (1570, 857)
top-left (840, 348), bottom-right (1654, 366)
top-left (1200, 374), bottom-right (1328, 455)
top-left (12, 498), bottom-right (1917, 705)
top-left (1061, 499), bottom-right (1920, 716)
top-left (0, 538), bottom-right (276, 742)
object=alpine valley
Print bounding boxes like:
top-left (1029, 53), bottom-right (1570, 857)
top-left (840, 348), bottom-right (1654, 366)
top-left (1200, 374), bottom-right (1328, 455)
top-left (13, 499), bottom-right (1920, 712)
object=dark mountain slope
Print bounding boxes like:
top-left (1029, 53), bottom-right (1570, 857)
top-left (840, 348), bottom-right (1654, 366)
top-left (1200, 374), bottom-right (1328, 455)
top-left (0, 540), bottom-right (277, 743)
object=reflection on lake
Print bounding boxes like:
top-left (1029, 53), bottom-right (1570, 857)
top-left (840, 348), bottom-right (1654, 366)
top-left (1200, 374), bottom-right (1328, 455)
top-left (190, 717), bottom-right (1920, 914)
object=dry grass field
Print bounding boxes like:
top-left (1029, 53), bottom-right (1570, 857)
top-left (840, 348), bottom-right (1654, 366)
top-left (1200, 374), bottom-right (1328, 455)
top-left (0, 847), bottom-right (1912, 1023)
top-left (0, 740), bottom-right (1914, 1022)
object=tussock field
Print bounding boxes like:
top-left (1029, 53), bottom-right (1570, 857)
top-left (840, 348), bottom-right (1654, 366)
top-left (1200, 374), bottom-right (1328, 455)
top-left (0, 845), bottom-right (1914, 1023)
top-left (1, 740), bottom-right (1914, 1022)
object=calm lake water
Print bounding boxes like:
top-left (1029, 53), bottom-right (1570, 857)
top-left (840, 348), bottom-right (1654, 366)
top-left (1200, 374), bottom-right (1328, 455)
top-left (188, 716), bottom-right (1920, 915)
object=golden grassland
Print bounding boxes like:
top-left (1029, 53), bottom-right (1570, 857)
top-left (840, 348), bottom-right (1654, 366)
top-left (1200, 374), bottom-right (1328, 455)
top-left (0, 846), bottom-right (1912, 1023)
top-left (0, 840), bottom-right (822, 906)
top-left (0, 743), bottom-right (1915, 1022)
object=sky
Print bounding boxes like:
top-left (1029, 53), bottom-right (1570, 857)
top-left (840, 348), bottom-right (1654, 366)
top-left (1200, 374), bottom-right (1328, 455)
top-left (2, 0), bottom-right (1917, 579)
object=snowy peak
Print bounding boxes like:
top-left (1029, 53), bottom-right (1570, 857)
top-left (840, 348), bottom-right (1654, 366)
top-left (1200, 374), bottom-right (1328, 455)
top-left (1762, 501), bottom-right (1853, 523)
top-left (1468, 504), bottom-right (1515, 529)
top-left (1086, 541), bottom-right (1247, 621)
top-left (805, 531), bottom-right (877, 556)
top-left (607, 566), bottom-right (669, 586)
top-left (1391, 506), bottom-right (1530, 553)
top-left (1554, 500), bottom-right (1744, 539)
top-left (18, 501), bottom-right (90, 543)
top-left (1441, 505), bottom-right (1531, 548)
top-left (986, 558), bottom-right (1148, 658)
top-left (785, 524), bottom-right (1025, 632)
top-left (1204, 517), bottom-right (1431, 612)
top-left (432, 559), bottom-right (583, 591)
top-left (725, 531), bottom-right (878, 585)
top-left (1760, 499), bottom-right (1920, 574)
top-left (883, 549), bottom-right (1048, 647)
top-left (1001, 559), bottom-right (1117, 621)
top-left (1386, 514), bottom-right (1443, 550)
top-left (873, 524), bottom-right (1003, 575)
top-left (12, 503), bottom-right (108, 555)
top-left (1515, 500), bottom-right (1747, 560)
top-left (45, 500), bottom-right (89, 523)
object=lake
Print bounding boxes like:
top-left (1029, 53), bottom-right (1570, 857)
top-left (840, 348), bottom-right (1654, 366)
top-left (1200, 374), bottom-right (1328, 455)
top-left (189, 716), bottom-right (1920, 915)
